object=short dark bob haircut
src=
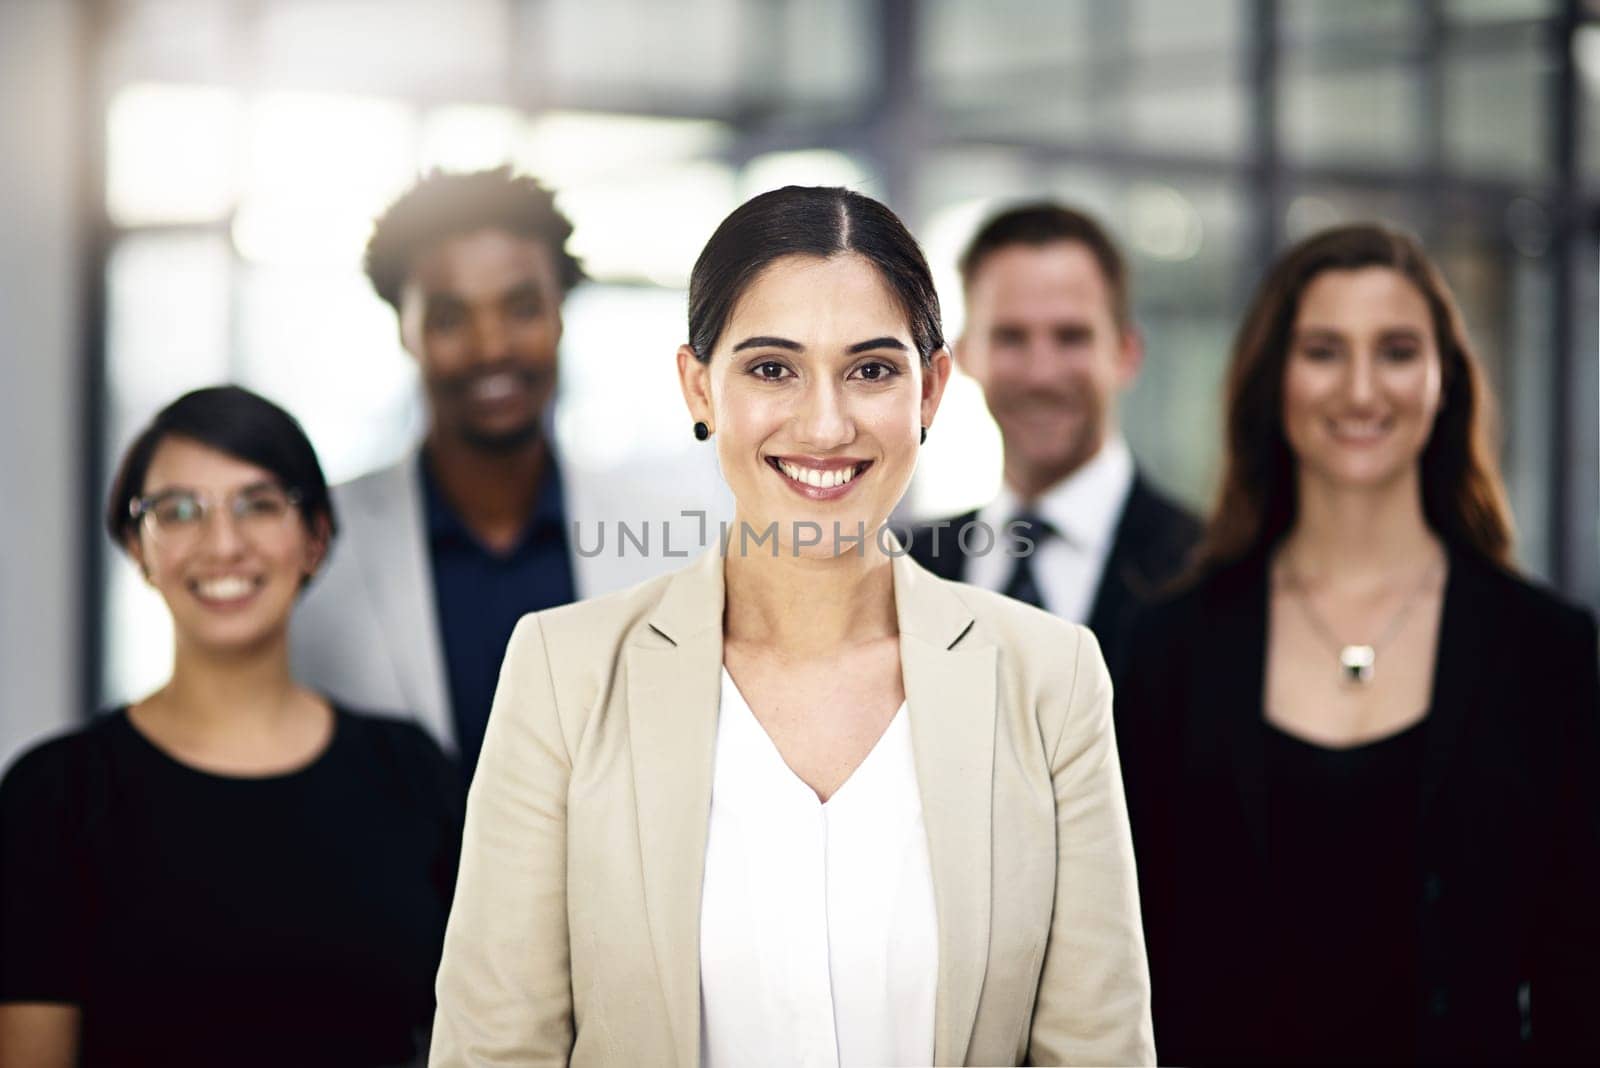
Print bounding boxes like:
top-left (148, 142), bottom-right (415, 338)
top-left (687, 185), bottom-right (945, 366)
top-left (364, 166), bottom-right (587, 312)
top-left (106, 386), bottom-right (338, 552)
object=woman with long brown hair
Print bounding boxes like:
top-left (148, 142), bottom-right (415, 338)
top-left (1117, 224), bottom-right (1600, 1064)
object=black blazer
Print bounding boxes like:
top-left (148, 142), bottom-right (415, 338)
top-left (1116, 546), bottom-right (1600, 1064)
top-left (905, 471), bottom-right (1201, 679)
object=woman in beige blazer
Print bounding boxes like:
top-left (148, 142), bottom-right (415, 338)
top-left (431, 186), bottom-right (1154, 1067)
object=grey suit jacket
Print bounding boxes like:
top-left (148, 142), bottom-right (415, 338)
top-left (290, 448), bottom-right (731, 751)
top-left (430, 547), bottom-right (1155, 1066)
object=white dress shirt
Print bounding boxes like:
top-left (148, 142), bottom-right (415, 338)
top-left (965, 436), bottom-right (1135, 623)
top-left (699, 669), bottom-right (939, 1068)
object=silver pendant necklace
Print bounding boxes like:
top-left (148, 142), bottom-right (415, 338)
top-left (1282, 552), bottom-right (1444, 686)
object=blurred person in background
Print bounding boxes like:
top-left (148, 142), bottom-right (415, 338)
top-left (429, 186), bottom-right (1154, 1066)
top-left (0, 386), bottom-right (461, 1067)
top-left (1117, 225), bottom-right (1600, 1063)
top-left (907, 203), bottom-right (1200, 680)
top-left (293, 166), bottom-right (719, 779)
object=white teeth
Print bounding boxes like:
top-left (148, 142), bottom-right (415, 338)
top-left (471, 373), bottom-right (518, 400)
top-left (777, 460), bottom-right (859, 489)
top-left (1332, 419), bottom-right (1387, 438)
top-left (196, 576), bottom-right (255, 600)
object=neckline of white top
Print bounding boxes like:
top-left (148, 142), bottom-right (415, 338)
top-left (718, 667), bottom-right (910, 810)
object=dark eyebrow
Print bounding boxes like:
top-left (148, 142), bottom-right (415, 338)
top-left (236, 479), bottom-right (285, 496)
top-left (732, 336), bottom-right (804, 353)
top-left (499, 281), bottom-right (544, 305)
top-left (848, 337), bottom-right (909, 355)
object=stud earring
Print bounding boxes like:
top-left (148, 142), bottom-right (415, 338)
top-left (920, 425), bottom-right (927, 445)
top-left (693, 421), bottom-right (710, 441)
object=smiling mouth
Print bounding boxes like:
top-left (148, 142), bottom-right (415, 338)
top-left (766, 456), bottom-right (872, 494)
top-left (1327, 416), bottom-right (1394, 444)
top-left (469, 372), bottom-right (523, 402)
top-left (187, 575), bottom-right (265, 607)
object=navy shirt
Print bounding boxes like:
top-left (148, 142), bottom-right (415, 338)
top-left (422, 452), bottom-right (576, 778)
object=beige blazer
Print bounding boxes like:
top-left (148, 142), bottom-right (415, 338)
top-left (431, 547), bottom-right (1155, 1067)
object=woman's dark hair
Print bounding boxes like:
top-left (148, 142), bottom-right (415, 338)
top-left (106, 386), bottom-right (338, 551)
top-left (1195, 223), bottom-right (1515, 574)
top-left (687, 186), bottom-right (945, 365)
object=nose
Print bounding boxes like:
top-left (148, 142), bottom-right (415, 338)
top-left (195, 507), bottom-right (248, 558)
top-left (1346, 349), bottom-right (1378, 407)
top-left (793, 378), bottom-right (853, 448)
top-left (469, 311), bottom-right (512, 364)
top-left (1024, 336), bottom-right (1064, 386)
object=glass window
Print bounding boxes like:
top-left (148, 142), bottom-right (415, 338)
top-left (106, 83), bottom-right (242, 226)
top-left (256, 0), bottom-right (512, 99)
top-left (1444, 32), bottom-right (1551, 179)
top-left (103, 0), bottom-right (236, 86)
top-left (234, 91), bottom-right (416, 269)
top-left (233, 263), bottom-right (421, 484)
top-left (533, 0), bottom-right (747, 104)
top-left (1279, 50), bottom-right (1424, 168)
top-left (102, 232), bottom-right (235, 707)
top-left (554, 283), bottom-right (698, 472)
top-left (419, 105), bottom-right (525, 173)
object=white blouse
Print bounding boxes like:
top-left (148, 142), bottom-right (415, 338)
top-left (699, 669), bottom-right (939, 1068)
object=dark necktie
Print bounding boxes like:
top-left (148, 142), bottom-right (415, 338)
top-left (1001, 512), bottom-right (1055, 611)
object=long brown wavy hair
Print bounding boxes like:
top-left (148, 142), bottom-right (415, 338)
top-left (1193, 223), bottom-right (1516, 574)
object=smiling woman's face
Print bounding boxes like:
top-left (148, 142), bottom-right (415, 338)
top-left (129, 436), bottom-right (325, 656)
top-left (679, 253), bottom-right (950, 559)
top-left (1281, 266), bottom-right (1444, 495)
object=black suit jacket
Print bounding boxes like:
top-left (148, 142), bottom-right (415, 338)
top-left (905, 471), bottom-right (1201, 678)
top-left (1116, 546), bottom-right (1600, 1064)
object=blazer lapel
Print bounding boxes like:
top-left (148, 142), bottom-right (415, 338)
top-left (626, 549), bottom-right (724, 1068)
top-left (1085, 487), bottom-right (1140, 641)
top-left (352, 456), bottom-right (453, 747)
top-left (894, 554), bottom-right (996, 1066)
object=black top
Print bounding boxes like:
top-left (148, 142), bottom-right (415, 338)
top-left (1265, 719), bottom-right (1429, 1063)
top-left (0, 707), bottom-right (464, 1067)
top-left (905, 470), bottom-right (1200, 679)
top-left (423, 451), bottom-right (576, 779)
top-left (1117, 546), bottom-right (1600, 1064)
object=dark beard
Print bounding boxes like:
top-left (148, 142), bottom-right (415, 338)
top-left (459, 417), bottom-right (544, 454)
top-left (431, 362), bottom-right (553, 454)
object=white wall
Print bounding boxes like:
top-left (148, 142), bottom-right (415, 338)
top-left (0, 0), bottom-right (85, 771)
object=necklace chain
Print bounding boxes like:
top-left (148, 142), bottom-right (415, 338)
top-left (1282, 550), bottom-right (1444, 684)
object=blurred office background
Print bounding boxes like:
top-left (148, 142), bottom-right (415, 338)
top-left (3, 0), bottom-right (1598, 767)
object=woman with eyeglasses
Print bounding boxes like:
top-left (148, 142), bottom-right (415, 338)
top-left (0, 386), bottom-right (462, 1067)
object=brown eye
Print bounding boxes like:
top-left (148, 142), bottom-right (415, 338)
top-left (851, 361), bottom-right (897, 382)
top-left (152, 495), bottom-right (202, 526)
top-left (752, 361), bottom-right (789, 381)
top-left (427, 305), bottom-right (466, 332)
top-left (507, 296), bottom-right (543, 320)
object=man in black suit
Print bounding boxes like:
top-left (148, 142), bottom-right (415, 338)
top-left (908, 202), bottom-right (1201, 677)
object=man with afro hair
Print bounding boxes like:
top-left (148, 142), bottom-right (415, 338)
top-left (293, 167), bottom-right (720, 777)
